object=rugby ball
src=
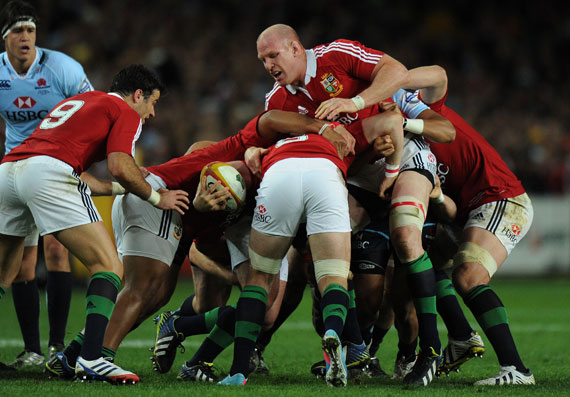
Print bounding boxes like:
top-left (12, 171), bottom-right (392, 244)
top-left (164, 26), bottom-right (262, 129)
top-left (200, 162), bottom-right (247, 211)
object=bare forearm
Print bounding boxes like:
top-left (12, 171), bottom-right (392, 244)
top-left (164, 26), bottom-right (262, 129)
top-left (107, 152), bottom-right (152, 201)
top-left (190, 244), bottom-right (235, 284)
top-left (80, 172), bottom-right (113, 196)
top-left (258, 110), bottom-right (324, 140)
top-left (416, 110), bottom-right (456, 143)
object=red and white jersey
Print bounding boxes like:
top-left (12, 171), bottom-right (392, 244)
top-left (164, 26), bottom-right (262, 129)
top-left (265, 39), bottom-right (383, 126)
top-left (148, 113), bottom-right (269, 240)
top-left (421, 90), bottom-right (526, 221)
top-left (1, 91), bottom-right (141, 174)
top-left (261, 133), bottom-right (348, 177)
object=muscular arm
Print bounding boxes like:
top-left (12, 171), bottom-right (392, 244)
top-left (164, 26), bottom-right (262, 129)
top-left (315, 55), bottom-right (410, 120)
top-left (189, 242), bottom-right (237, 285)
top-left (107, 152), bottom-right (153, 199)
top-left (359, 54), bottom-right (410, 108)
top-left (416, 108), bottom-right (455, 143)
top-left (107, 152), bottom-right (190, 214)
top-left (257, 109), bottom-right (324, 141)
top-left (79, 172), bottom-right (113, 196)
top-left (403, 65), bottom-right (448, 104)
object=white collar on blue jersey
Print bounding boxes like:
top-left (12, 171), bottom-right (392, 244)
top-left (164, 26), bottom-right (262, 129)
top-left (286, 49), bottom-right (316, 95)
top-left (4, 47), bottom-right (41, 79)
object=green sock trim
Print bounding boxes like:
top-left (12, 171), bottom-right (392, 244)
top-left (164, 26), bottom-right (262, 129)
top-left (86, 294), bottom-right (115, 320)
top-left (91, 271), bottom-right (121, 290)
top-left (0, 286), bottom-right (6, 298)
top-left (240, 285), bottom-right (268, 303)
top-left (74, 332), bottom-right (85, 345)
top-left (101, 346), bottom-right (116, 359)
top-left (235, 320), bottom-right (262, 342)
top-left (405, 252), bottom-right (432, 274)
top-left (348, 288), bottom-right (356, 309)
top-left (436, 278), bottom-right (456, 300)
top-left (209, 325), bottom-right (234, 348)
top-left (477, 307), bottom-right (509, 331)
top-left (413, 296), bottom-right (438, 315)
top-left (323, 303), bottom-right (348, 320)
top-left (464, 285), bottom-right (490, 303)
top-left (204, 307), bottom-right (220, 331)
top-left (322, 283), bottom-right (348, 296)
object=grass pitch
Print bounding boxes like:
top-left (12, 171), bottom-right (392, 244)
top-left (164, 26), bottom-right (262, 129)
top-left (1, 277), bottom-right (569, 396)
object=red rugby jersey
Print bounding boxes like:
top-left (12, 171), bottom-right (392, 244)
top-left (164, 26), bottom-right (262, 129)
top-left (2, 91), bottom-right (141, 174)
top-left (421, 90), bottom-right (525, 221)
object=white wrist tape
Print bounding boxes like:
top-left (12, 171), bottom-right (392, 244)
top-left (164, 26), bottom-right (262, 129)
top-left (432, 191), bottom-right (445, 204)
top-left (351, 95), bottom-right (365, 111)
top-left (147, 189), bottom-right (161, 206)
top-left (402, 118), bottom-right (424, 134)
top-left (385, 163), bottom-right (400, 178)
top-left (111, 182), bottom-right (126, 196)
top-left (318, 123), bottom-right (331, 135)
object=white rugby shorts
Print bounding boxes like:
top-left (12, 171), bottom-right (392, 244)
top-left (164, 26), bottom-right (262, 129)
top-left (112, 173), bottom-right (183, 265)
top-left (252, 157), bottom-right (350, 237)
top-left (464, 193), bottom-right (533, 255)
top-left (434, 193), bottom-right (534, 268)
top-left (0, 156), bottom-right (101, 237)
top-left (348, 133), bottom-right (437, 193)
top-left (224, 214), bottom-right (288, 281)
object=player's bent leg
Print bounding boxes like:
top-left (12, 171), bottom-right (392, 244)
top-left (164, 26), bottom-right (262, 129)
top-left (54, 223), bottom-right (139, 381)
top-left (43, 234), bottom-right (72, 357)
top-left (54, 222), bottom-right (123, 278)
top-left (0, 235), bottom-right (26, 291)
top-left (104, 255), bottom-right (170, 352)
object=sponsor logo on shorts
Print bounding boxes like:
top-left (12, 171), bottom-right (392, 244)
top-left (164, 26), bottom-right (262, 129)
top-left (0, 79), bottom-right (11, 89)
top-left (254, 205), bottom-right (272, 224)
top-left (358, 262), bottom-right (376, 271)
top-left (320, 73), bottom-right (343, 97)
top-left (501, 225), bottom-right (519, 243)
top-left (473, 212), bottom-right (485, 222)
top-left (428, 153), bottom-right (436, 163)
top-left (354, 240), bottom-right (370, 249)
top-left (173, 224), bottom-right (182, 240)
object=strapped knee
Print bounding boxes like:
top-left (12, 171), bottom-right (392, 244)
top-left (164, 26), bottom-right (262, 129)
top-left (248, 247), bottom-right (281, 274)
top-left (314, 259), bottom-right (349, 283)
top-left (389, 196), bottom-right (426, 233)
top-left (453, 242), bottom-right (498, 278)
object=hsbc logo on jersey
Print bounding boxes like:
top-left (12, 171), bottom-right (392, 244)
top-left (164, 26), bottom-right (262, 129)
top-left (254, 205), bottom-right (272, 224)
top-left (320, 73), bottom-right (343, 97)
top-left (13, 96), bottom-right (36, 109)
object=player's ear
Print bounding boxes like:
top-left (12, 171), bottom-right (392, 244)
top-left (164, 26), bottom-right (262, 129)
top-left (133, 89), bottom-right (145, 104)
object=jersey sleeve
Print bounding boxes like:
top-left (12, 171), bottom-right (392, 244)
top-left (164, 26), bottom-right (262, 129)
top-left (329, 39), bottom-right (383, 82)
top-left (238, 113), bottom-right (275, 148)
top-left (106, 109), bottom-right (142, 157)
top-left (392, 89), bottom-right (430, 119)
top-left (418, 89), bottom-right (449, 113)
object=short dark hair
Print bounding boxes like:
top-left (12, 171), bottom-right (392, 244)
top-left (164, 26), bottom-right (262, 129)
top-left (109, 64), bottom-right (165, 99)
top-left (1, 1), bottom-right (39, 38)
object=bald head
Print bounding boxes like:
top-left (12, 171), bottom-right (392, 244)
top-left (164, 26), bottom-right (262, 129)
top-left (257, 24), bottom-right (300, 46)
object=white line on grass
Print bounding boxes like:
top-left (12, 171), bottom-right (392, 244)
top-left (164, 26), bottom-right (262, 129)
top-left (0, 322), bottom-right (567, 348)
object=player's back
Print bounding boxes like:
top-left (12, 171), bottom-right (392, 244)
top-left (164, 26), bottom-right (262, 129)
top-left (2, 91), bottom-right (141, 174)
